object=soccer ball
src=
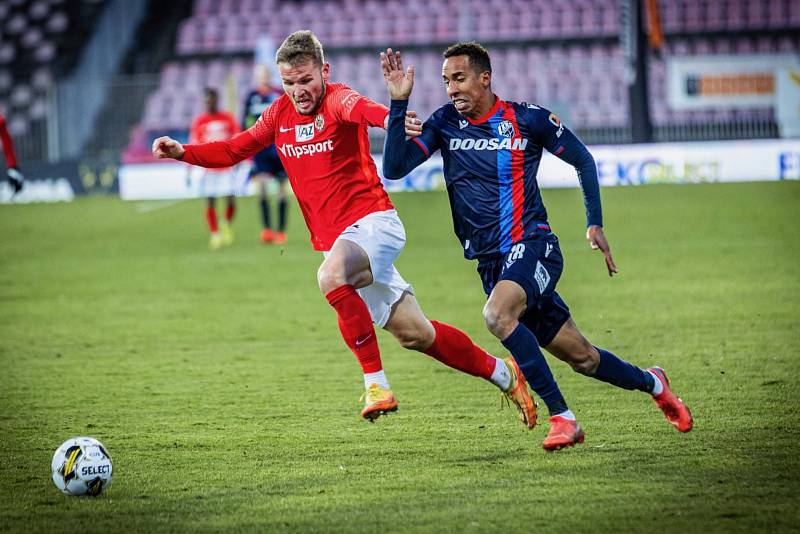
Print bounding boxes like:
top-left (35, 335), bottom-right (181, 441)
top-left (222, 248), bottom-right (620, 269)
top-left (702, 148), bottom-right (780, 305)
top-left (51, 437), bottom-right (113, 496)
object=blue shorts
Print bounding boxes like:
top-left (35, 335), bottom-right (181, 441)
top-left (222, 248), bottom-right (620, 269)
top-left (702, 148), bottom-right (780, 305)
top-left (477, 234), bottom-right (571, 346)
top-left (251, 147), bottom-right (286, 180)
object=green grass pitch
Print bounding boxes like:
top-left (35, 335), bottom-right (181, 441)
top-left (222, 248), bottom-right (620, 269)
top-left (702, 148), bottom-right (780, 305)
top-left (1, 181), bottom-right (798, 532)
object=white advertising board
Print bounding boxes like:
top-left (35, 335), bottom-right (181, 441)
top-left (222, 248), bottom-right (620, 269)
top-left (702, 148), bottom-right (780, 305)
top-left (119, 139), bottom-right (800, 200)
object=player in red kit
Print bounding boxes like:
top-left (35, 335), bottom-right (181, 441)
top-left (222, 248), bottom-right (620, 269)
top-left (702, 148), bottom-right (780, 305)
top-left (153, 31), bottom-right (536, 426)
top-left (188, 88), bottom-right (241, 249)
top-left (0, 113), bottom-right (24, 193)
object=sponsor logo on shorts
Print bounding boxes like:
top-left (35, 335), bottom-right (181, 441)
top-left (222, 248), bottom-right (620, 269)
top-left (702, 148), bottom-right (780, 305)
top-left (534, 261), bottom-right (550, 293)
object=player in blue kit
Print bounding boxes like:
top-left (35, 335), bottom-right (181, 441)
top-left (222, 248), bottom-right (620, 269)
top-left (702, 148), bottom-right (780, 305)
top-left (381, 42), bottom-right (693, 451)
top-left (243, 66), bottom-right (289, 244)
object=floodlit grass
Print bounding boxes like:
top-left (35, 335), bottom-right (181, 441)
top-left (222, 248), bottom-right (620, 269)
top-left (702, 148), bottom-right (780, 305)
top-left (1, 181), bottom-right (798, 532)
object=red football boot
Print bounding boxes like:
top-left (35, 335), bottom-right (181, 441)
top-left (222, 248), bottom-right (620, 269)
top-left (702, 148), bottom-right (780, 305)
top-left (542, 416), bottom-right (585, 451)
top-left (648, 367), bottom-right (693, 432)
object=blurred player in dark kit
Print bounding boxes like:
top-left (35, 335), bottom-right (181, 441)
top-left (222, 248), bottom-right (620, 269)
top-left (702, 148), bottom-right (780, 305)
top-left (243, 66), bottom-right (289, 244)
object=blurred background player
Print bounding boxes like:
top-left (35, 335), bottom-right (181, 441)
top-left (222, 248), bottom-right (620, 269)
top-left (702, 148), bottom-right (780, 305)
top-left (189, 88), bottom-right (241, 250)
top-left (242, 65), bottom-right (289, 245)
top-left (0, 112), bottom-right (24, 194)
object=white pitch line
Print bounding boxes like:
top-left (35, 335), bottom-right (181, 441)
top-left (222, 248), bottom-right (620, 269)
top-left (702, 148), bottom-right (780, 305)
top-left (134, 199), bottom-right (188, 214)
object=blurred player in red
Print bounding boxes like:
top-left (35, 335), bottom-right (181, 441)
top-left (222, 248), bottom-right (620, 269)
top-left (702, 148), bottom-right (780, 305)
top-left (189, 88), bottom-right (241, 250)
top-left (153, 31), bottom-right (536, 426)
top-left (243, 66), bottom-right (289, 245)
top-left (0, 113), bottom-right (24, 193)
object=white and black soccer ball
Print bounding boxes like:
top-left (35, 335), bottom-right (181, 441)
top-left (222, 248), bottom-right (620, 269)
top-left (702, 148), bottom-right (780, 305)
top-left (51, 437), bottom-right (113, 496)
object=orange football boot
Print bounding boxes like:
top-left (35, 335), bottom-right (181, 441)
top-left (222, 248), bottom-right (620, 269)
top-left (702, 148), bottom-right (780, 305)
top-left (502, 357), bottom-right (537, 429)
top-left (360, 384), bottom-right (398, 421)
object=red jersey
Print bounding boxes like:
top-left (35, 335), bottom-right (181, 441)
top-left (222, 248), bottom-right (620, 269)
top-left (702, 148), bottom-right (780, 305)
top-left (0, 114), bottom-right (18, 169)
top-left (182, 83), bottom-right (392, 250)
top-left (188, 111), bottom-right (240, 172)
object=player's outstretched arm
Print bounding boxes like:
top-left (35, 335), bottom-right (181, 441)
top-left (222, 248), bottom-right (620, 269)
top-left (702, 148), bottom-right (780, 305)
top-left (152, 131), bottom-right (265, 168)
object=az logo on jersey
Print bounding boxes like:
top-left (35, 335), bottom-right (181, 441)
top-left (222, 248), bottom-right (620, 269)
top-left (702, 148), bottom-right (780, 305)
top-left (498, 120), bottom-right (515, 138)
top-left (295, 123), bottom-right (315, 142)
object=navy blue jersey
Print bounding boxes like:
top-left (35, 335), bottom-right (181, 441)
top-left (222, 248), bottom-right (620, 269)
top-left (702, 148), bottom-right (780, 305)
top-left (242, 87), bottom-right (284, 163)
top-left (242, 87), bottom-right (282, 129)
top-left (384, 98), bottom-right (601, 260)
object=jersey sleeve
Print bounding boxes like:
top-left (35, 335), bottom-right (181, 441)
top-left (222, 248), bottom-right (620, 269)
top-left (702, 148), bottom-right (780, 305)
top-left (227, 112), bottom-right (241, 136)
top-left (330, 87), bottom-right (388, 127)
top-left (382, 99), bottom-right (440, 180)
top-left (182, 105), bottom-right (275, 168)
top-left (525, 105), bottom-right (602, 227)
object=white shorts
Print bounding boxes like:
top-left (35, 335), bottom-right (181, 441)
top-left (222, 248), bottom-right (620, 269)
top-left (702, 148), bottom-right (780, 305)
top-left (199, 169), bottom-right (237, 197)
top-left (324, 209), bottom-right (413, 327)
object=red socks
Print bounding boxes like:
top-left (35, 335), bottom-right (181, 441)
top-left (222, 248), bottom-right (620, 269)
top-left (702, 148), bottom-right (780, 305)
top-left (323, 287), bottom-right (494, 381)
top-left (206, 207), bottom-right (218, 233)
top-left (325, 284), bottom-right (382, 373)
top-left (225, 203), bottom-right (235, 223)
top-left (424, 320), bottom-right (496, 379)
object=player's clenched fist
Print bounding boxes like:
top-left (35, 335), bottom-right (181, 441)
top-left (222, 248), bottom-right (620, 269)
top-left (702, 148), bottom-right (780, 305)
top-left (152, 136), bottom-right (185, 159)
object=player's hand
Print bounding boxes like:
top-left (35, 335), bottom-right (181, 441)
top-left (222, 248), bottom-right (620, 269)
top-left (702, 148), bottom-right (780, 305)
top-left (381, 48), bottom-right (414, 100)
top-left (152, 136), bottom-right (185, 159)
top-left (7, 167), bottom-right (24, 193)
top-left (405, 110), bottom-right (422, 138)
top-left (586, 225), bottom-right (618, 277)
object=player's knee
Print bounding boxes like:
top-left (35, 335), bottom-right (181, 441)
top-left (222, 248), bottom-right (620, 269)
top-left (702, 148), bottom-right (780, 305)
top-left (483, 302), bottom-right (515, 339)
top-left (317, 265), bottom-right (346, 294)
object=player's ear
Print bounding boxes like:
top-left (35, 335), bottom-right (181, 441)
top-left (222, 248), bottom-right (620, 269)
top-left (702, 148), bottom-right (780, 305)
top-left (481, 70), bottom-right (492, 89)
top-left (321, 62), bottom-right (330, 82)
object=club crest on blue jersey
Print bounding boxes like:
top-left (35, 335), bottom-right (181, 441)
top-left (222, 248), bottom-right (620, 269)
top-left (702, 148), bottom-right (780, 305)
top-left (498, 120), bottom-right (515, 138)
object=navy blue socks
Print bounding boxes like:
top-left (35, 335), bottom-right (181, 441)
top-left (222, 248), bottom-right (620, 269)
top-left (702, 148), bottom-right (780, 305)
top-left (593, 347), bottom-right (655, 392)
top-left (502, 323), bottom-right (569, 415)
top-left (260, 198), bottom-right (271, 229)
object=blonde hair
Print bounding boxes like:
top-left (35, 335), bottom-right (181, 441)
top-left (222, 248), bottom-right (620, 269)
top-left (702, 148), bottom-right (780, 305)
top-left (276, 30), bottom-right (325, 66)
